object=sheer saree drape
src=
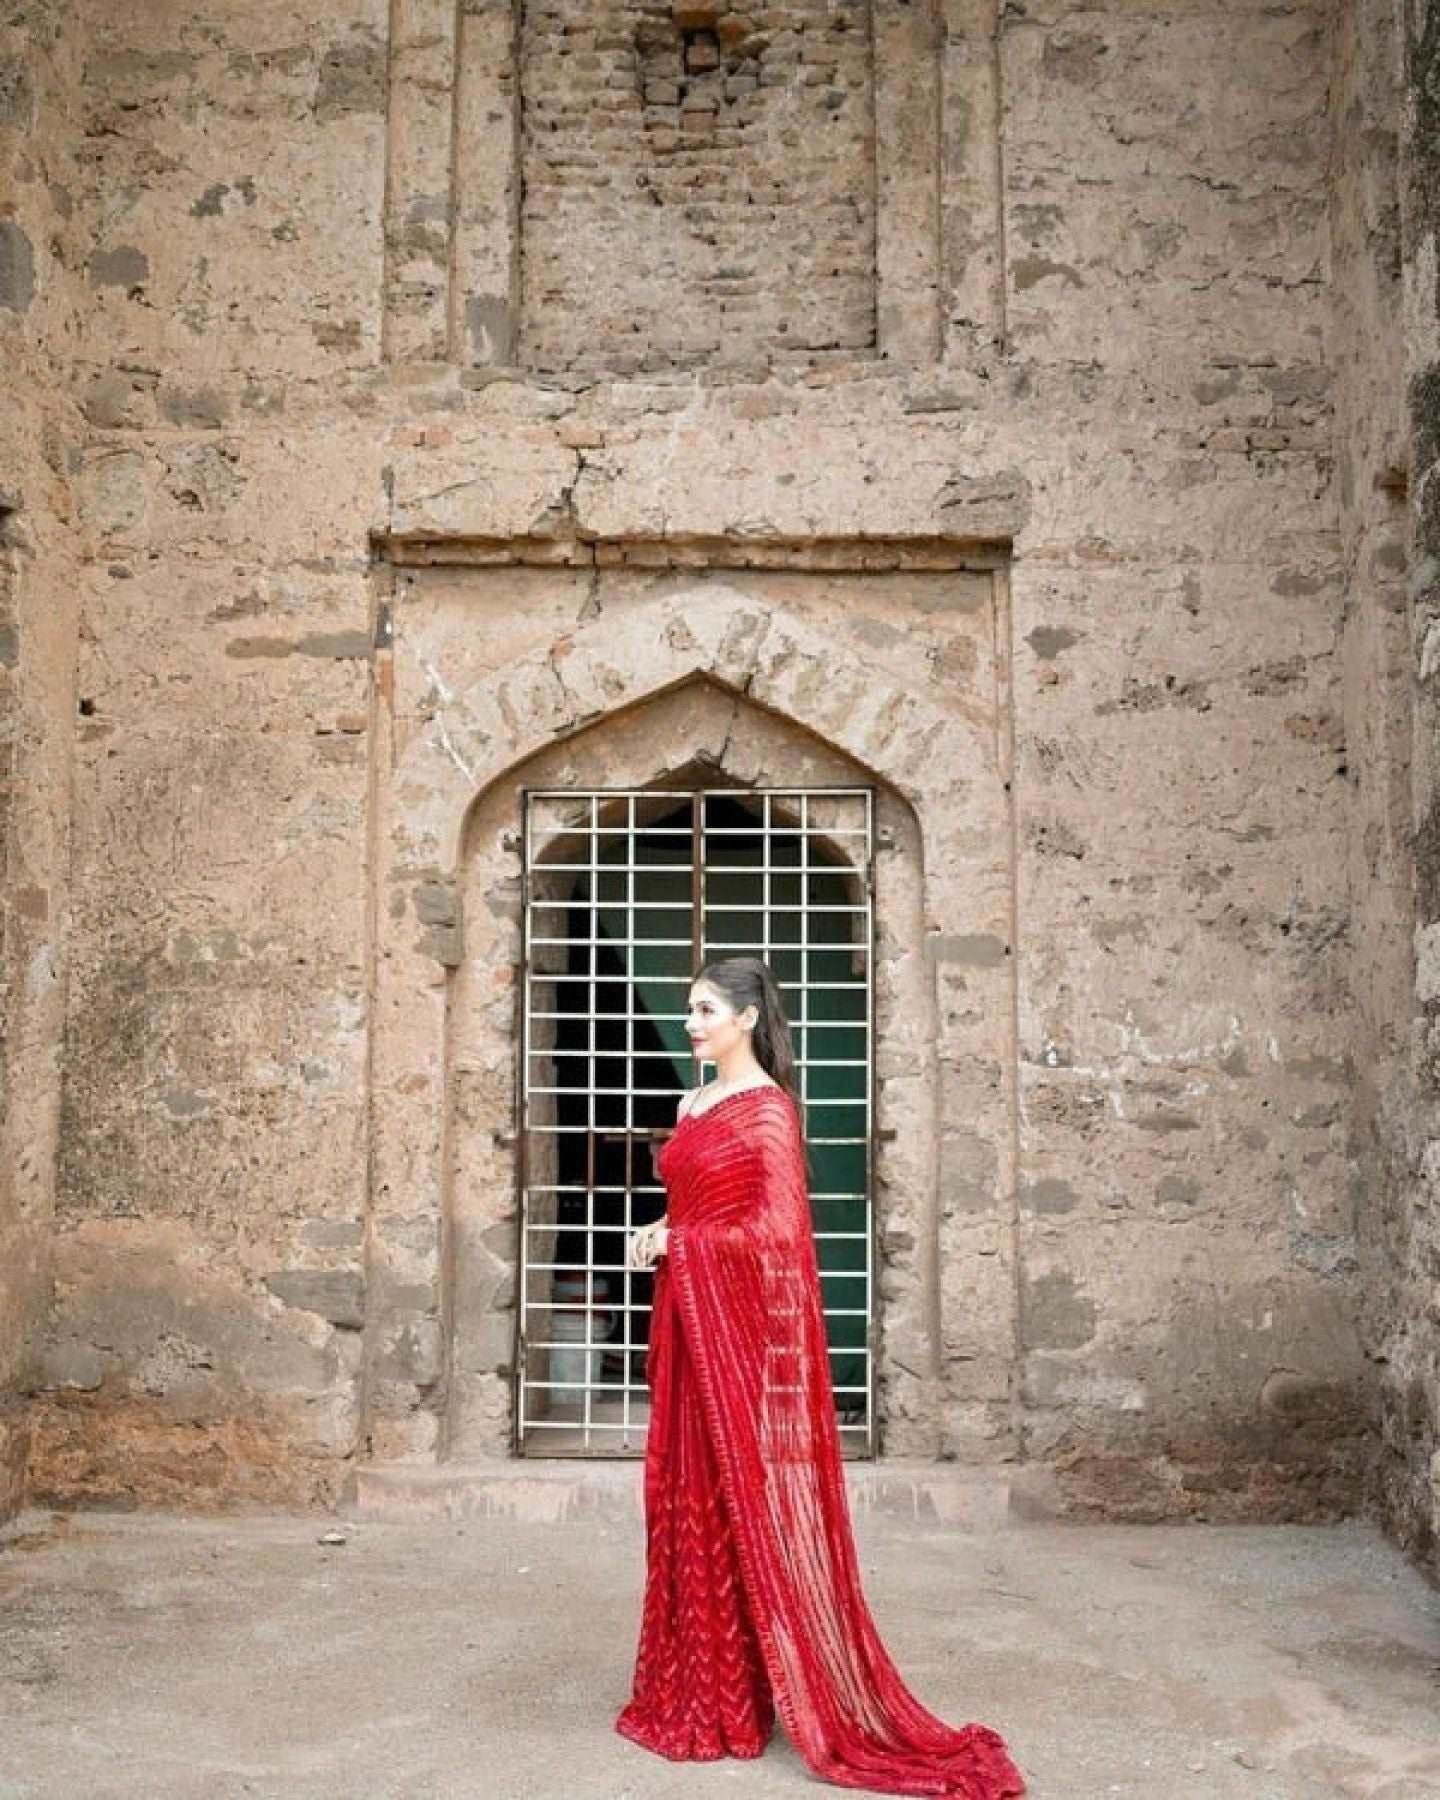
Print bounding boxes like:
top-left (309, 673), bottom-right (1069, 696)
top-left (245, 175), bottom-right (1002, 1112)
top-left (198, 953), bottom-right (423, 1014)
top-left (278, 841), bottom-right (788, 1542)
top-left (617, 1086), bottom-right (1025, 1798)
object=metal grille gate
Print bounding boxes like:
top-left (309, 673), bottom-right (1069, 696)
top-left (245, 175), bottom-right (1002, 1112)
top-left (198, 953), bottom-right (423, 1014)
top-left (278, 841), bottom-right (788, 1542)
top-left (516, 786), bottom-right (876, 1457)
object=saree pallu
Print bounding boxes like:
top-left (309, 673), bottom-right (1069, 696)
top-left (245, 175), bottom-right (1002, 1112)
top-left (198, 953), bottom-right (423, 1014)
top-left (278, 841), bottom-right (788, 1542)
top-left (616, 1085), bottom-right (1025, 1799)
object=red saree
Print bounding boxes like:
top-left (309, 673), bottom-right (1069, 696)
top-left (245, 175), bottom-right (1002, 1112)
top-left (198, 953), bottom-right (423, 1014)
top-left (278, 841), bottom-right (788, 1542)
top-left (616, 1085), bottom-right (1025, 1798)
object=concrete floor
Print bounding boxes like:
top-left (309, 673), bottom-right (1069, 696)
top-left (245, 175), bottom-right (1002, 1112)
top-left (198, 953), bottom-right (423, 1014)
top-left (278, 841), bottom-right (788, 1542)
top-left (1, 1505), bottom-right (1438, 1799)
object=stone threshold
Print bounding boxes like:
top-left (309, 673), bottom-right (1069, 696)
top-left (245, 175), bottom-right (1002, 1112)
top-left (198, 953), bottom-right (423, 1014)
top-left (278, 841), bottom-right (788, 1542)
top-left (344, 1459), bottom-right (1060, 1527)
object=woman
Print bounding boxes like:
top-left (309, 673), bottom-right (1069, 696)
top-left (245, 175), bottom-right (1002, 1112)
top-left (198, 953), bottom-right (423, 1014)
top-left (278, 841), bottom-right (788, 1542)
top-left (617, 955), bottom-right (1025, 1798)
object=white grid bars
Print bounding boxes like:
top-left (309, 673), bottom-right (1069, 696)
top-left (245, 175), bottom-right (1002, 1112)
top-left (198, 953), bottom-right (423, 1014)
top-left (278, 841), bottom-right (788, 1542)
top-left (515, 786), bottom-right (876, 1458)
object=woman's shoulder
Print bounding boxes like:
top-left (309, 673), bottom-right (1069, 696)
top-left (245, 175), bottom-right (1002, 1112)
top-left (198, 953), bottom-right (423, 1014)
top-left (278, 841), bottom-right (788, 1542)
top-left (678, 1077), bottom-right (786, 1121)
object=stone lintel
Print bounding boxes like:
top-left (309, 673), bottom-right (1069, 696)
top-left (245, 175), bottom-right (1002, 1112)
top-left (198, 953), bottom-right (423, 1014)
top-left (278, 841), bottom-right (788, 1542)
top-left (373, 532), bottom-right (1013, 572)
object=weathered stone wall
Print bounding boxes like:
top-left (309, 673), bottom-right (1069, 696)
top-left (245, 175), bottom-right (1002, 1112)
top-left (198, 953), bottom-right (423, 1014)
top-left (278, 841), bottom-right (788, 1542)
top-left (21, 0), bottom-right (1387, 1521)
top-left (0, 4), bottom-right (86, 1523)
top-left (31, 0), bottom-right (390, 1510)
top-left (1384, 0), bottom-right (1440, 1577)
top-left (1331, 0), bottom-right (1420, 1557)
top-left (996, 0), bottom-right (1365, 1521)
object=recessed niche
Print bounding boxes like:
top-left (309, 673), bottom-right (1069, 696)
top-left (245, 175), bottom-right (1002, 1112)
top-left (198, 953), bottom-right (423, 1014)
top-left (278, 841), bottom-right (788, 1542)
top-left (518, 1), bottom-right (879, 375)
top-left (382, 0), bottom-right (1001, 372)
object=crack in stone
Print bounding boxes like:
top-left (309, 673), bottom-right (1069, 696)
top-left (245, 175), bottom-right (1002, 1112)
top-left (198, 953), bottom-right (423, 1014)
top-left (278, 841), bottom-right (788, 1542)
top-left (715, 695), bottom-right (743, 769)
top-left (543, 645), bottom-right (574, 719)
top-left (433, 713), bottom-right (475, 785)
top-left (576, 564), bottom-right (602, 622)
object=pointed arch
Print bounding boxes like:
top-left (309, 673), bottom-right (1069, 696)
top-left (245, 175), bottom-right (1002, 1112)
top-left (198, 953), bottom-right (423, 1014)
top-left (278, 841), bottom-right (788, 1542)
top-left (442, 675), bottom-right (937, 1459)
top-left (392, 583), bottom-right (966, 870)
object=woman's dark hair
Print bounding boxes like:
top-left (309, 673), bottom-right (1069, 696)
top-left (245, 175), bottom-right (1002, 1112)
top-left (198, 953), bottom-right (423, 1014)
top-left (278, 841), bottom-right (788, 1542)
top-left (693, 955), bottom-right (805, 1129)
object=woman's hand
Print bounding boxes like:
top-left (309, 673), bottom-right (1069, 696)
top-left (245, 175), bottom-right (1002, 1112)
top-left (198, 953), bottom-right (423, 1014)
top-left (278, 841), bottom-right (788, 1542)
top-left (628, 1219), bottom-right (670, 1272)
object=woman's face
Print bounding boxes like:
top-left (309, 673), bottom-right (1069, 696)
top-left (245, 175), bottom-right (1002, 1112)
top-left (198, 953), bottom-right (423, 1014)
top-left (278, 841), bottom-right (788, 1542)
top-left (685, 980), bottom-right (754, 1064)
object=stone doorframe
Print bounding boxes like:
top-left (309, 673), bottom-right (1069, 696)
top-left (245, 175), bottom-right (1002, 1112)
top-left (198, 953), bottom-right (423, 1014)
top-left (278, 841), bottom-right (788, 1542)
top-left (362, 537), bottom-right (1018, 1467)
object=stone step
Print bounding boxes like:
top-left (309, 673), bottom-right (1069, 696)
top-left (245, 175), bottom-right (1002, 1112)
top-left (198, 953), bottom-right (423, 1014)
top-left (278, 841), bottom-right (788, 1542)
top-left (344, 1458), bottom-right (1059, 1527)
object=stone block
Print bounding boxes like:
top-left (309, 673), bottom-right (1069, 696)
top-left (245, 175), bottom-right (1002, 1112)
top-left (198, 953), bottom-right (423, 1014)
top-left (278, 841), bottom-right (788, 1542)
top-left (264, 1270), bottom-right (365, 1330)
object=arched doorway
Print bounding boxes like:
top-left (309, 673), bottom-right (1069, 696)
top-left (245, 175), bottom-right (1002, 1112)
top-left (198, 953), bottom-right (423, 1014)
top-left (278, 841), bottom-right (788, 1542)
top-left (517, 783), bottom-right (875, 1456)
top-left (389, 612), bottom-right (1010, 1470)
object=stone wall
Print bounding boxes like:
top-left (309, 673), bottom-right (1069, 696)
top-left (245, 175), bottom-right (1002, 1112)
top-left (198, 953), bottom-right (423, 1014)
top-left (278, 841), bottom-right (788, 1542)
top-left (1331, 0), bottom-right (1421, 1557)
top-left (0, 3), bottom-right (87, 1523)
top-left (1385, 0), bottom-right (1440, 1577)
top-left (33, 0), bottom-right (390, 1510)
top-left (16, 0), bottom-right (1392, 1523)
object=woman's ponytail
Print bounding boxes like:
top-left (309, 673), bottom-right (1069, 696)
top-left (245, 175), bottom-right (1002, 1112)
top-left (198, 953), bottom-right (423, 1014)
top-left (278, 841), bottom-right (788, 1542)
top-left (694, 955), bottom-right (806, 1135)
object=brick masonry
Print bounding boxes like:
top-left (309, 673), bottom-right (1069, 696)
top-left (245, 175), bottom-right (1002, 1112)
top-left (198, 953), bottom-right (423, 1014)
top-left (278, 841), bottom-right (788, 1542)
top-left (517, 1), bottom-right (879, 373)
